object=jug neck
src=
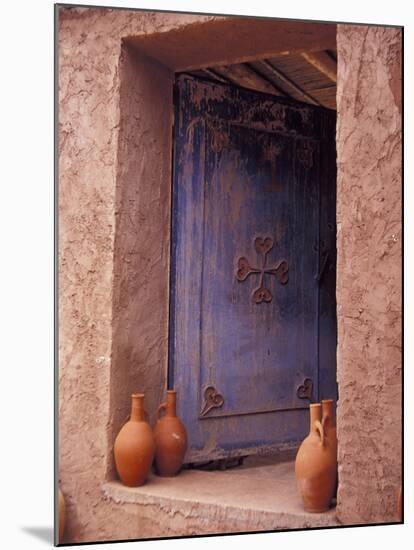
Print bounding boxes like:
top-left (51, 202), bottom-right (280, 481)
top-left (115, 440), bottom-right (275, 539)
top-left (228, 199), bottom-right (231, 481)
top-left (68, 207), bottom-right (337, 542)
top-left (165, 390), bottom-right (177, 417)
top-left (309, 403), bottom-right (322, 434)
top-left (322, 399), bottom-right (335, 428)
top-left (130, 393), bottom-right (145, 421)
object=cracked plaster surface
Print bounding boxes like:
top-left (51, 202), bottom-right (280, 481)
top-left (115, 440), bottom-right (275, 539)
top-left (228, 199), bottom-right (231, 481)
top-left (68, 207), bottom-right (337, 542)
top-left (336, 24), bottom-right (402, 525)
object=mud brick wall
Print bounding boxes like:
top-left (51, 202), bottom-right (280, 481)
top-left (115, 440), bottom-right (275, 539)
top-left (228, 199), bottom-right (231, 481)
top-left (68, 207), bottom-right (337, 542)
top-left (58, 7), bottom-right (402, 541)
top-left (336, 24), bottom-right (402, 524)
top-left (58, 7), bottom-right (216, 543)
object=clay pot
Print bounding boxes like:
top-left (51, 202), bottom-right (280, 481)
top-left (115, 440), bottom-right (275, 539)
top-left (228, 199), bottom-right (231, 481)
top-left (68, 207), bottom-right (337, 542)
top-left (114, 394), bottom-right (155, 487)
top-left (295, 403), bottom-right (337, 512)
top-left (58, 488), bottom-right (65, 542)
top-left (153, 390), bottom-right (187, 476)
top-left (322, 399), bottom-right (338, 499)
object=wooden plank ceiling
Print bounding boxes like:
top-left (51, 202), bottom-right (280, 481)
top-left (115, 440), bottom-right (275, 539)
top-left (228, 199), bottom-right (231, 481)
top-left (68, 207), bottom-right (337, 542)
top-left (180, 49), bottom-right (337, 110)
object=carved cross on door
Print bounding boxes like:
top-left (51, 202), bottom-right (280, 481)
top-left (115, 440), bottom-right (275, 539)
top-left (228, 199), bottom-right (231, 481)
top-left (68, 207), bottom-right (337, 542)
top-left (236, 237), bottom-right (289, 304)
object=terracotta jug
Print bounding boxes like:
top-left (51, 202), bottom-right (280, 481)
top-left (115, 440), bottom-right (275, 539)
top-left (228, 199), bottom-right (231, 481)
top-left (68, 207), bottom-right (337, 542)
top-left (295, 403), bottom-right (337, 512)
top-left (58, 488), bottom-right (65, 542)
top-left (114, 393), bottom-right (155, 487)
top-left (153, 390), bottom-right (187, 476)
top-left (322, 398), bottom-right (338, 499)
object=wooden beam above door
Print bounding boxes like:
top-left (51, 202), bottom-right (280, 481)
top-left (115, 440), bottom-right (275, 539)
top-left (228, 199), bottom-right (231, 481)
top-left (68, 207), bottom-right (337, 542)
top-left (301, 51), bottom-right (337, 83)
top-left (127, 18), bottom-right (337, 72)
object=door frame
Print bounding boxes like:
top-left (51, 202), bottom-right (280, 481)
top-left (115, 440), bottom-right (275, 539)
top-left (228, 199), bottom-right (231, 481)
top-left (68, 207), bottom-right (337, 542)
top-left (167, 73), bottom-right (337, 462)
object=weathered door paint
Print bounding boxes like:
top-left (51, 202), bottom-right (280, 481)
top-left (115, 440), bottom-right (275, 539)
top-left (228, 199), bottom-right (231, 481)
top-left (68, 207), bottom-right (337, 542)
top-left (169, 75), bottom-right (337, 462)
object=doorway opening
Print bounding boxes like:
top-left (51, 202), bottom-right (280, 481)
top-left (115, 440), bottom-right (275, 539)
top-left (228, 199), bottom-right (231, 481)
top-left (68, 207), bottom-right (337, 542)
top-left (110, 17), bottom-right (338, 477)
top-left (168, 52), bottom-right (337, 465)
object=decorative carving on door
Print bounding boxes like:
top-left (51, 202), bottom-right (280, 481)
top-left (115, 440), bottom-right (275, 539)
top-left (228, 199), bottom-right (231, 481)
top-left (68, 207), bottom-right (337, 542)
top-left (200, 386), bottom-right (225, 417)
top-left (236, 237), bottom-right (289, 303)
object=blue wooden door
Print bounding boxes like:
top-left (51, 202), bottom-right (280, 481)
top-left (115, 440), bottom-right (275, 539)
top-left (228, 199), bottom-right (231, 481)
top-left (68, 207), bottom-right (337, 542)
top-left (169, 75), bottom-right (336, 462)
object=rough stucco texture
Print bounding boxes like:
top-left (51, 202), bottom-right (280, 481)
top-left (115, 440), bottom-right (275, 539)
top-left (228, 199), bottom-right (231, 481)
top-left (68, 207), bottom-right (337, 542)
top-left (58, 7), bottom-right (218, 544)
top-left (59, 5), bottom-right (403, 542)
top-left (108, 44), bottom-right (174, 478)
top-left (336, 25), bottom-right (402, 524)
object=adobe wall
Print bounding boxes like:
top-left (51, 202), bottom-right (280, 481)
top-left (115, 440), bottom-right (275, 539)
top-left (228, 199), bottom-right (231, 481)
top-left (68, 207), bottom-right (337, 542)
top-left (58, 6), bottom-right (402, 543)
top-left (107, 41), bottom-right (175, 479)
top-left (335, 24), bottom-right (402, 524)
top-left (58, 7), bottom-right (218, 543)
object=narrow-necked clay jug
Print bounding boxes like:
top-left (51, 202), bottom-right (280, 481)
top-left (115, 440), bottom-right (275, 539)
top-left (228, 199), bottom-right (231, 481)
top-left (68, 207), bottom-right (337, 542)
top-left (322, 398), bottom-right (338, 498)
top-left (114, 393), bottom-right (155, 487)
top-left (153, 390), bottom-right (187, 476)
top-left (295, 403), bottom-right (337, 512)
top-left (58, 488), bottom-right (65, 542)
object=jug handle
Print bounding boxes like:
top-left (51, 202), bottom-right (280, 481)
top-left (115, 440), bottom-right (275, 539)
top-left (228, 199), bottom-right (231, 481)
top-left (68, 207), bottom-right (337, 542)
top-left (157, 402), bottom-right (167, 419)
top-left (314, 420), bottom-right (325, 446)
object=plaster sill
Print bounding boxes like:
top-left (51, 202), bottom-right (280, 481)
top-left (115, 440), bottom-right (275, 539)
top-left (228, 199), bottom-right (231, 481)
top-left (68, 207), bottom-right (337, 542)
top-left (103, 457), bottom-right (339, 535)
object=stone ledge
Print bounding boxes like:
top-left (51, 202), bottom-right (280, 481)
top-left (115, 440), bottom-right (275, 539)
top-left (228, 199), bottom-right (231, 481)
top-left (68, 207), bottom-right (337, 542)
top-left (102, 458), bottom-right (339, 536)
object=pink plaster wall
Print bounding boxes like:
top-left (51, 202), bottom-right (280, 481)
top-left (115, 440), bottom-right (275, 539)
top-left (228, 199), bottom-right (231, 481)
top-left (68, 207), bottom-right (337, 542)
top-left (108, 43), bottom-right (174, 478)
top-left (336, 24), bottom-right (402, 524)
top-left (58, 6), bottom-right (218, 543)
top-left (58, 6), bottom-right (402, 543)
